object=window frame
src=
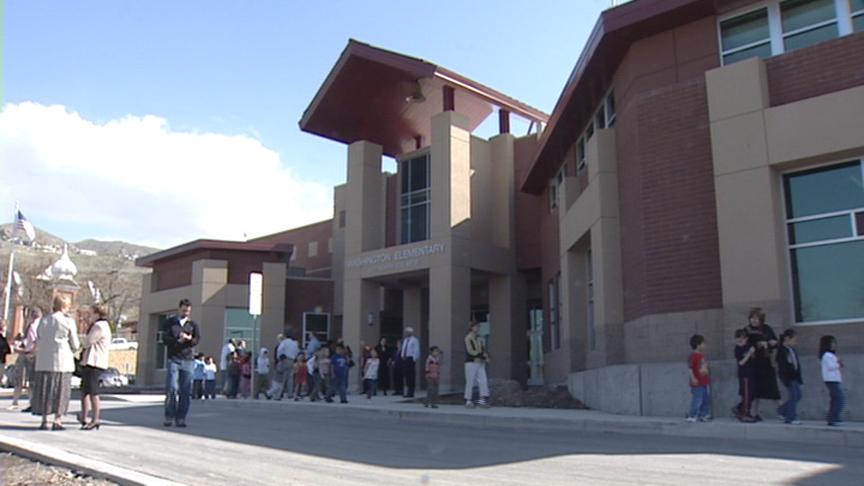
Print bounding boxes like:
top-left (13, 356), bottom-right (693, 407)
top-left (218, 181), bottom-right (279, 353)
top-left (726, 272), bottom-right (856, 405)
top-left (782, 158), bottom-right (864, 326)
top-left (718, 0), bottom-right (855, 65)
top-left (399, 151), bottom-right (431, 244)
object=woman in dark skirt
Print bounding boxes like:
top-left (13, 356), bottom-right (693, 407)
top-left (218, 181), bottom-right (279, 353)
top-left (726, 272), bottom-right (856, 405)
top-left (745, 307), bottom-right (780, 420)
top-left (375, 337), bottom-right (392, 395)
top-left (34, 296), bottom-right (80, 430)
top-left (392, 338), bottom-right (403, 396)
top-left (80, 304), bottom-right (111, 430)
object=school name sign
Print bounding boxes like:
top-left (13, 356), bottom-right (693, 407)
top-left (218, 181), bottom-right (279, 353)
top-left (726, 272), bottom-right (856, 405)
top-left (347, 242), bottom-right (447, 270)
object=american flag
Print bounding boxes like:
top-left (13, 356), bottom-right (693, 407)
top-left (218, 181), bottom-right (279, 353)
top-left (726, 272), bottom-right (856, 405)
top-left (15, 210), bottom-right (36, 241)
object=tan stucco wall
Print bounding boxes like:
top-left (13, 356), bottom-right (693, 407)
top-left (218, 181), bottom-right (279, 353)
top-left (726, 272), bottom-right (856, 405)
top-left (707, 58), bottom-right (864, 325)
top-left (137, 259), bottom-right (287, 386)
top-left (557, 127), bottom-right (624, 375)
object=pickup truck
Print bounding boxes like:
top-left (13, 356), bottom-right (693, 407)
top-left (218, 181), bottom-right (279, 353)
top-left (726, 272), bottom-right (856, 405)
top-left (110, 338), bottom-right (139, 350)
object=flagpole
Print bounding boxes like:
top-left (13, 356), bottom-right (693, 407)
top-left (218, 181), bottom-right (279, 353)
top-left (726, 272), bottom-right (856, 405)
top-left (4, 201), bottom-right (20, 321)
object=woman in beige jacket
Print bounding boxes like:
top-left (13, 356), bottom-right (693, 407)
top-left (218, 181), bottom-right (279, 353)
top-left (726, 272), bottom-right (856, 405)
top-left (34, 295), bottom-right (80, 430)
top-left (80, 304), bottom-right (111, 430)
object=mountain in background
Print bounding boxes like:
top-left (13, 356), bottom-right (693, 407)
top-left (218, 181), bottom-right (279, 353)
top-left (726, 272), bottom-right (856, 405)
top-left (75, 239), bottom-right (159, 259)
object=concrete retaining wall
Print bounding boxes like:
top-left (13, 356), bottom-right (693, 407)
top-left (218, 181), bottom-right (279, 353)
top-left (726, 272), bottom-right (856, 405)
top-left (569, 354), bottom-right (862, 421)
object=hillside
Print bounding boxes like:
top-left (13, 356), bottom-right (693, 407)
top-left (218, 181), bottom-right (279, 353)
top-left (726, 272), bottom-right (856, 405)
top-left (0, 224), bottom-right (160, 325)
top-left (75, 239), bottom-right (159, 259)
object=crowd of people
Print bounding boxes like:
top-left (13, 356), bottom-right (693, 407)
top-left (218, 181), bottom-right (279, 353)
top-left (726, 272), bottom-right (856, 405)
top-left (2, 295), bottom-right (112, 431)
top-left (2, 298), bottom-right (848, 431)
top-left (687, 307), bottom-right (848, 426)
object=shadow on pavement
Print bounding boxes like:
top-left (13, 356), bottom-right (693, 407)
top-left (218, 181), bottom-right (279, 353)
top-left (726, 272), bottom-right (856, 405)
top-left (73, 398), bottom-right (862, 485)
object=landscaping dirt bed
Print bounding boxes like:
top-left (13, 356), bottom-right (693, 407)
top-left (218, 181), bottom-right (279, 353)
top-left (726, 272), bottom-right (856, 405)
top-left (0, 453), bottom-right (117, 486)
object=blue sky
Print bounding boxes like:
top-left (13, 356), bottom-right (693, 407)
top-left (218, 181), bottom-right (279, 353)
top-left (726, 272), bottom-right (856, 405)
top-left (1, 0), bottom-right (612, 247)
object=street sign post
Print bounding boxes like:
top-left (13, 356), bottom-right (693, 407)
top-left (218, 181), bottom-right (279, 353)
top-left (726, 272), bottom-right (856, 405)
top-left (249, 272), bottom-right (263, 398)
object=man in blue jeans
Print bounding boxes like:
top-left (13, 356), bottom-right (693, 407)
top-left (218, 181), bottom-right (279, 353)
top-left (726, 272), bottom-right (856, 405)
top-left (163, 299), bottom-right (200, 427)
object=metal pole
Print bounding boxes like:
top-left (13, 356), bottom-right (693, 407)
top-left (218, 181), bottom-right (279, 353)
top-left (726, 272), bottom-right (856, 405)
top-left (3, 251), bottom-right (14, 322)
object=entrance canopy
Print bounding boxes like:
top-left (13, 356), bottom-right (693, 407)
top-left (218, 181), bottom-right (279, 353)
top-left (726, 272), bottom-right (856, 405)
top-left (300, 39), bottom-right (549, 158)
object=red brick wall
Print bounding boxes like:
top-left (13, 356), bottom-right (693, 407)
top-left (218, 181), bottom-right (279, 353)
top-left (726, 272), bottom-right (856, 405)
top-left (514, 135), bottom-right (544, 270)
top-left (614, 18), bottom-right (723, 322)
top-left (284, 278), bottom-right (334, 337)
top-left (252, 220), bottom-right (333, 276)
top-left (766, 33), bottom-right (864, 107)
top-left (151, 249), bottom-right (286, 290)
top-left (152, 252), bottom-right (198, 291)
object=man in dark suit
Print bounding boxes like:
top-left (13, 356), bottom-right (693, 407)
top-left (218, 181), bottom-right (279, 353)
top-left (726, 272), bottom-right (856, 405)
top-left (162, 299), bottom-right (200, 427)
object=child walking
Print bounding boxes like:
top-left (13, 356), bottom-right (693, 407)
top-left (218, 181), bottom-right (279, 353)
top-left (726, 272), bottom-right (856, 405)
top-left (733, 328), bottom-right (757, 422)
top-left (363, 349), bottom-right (380, 399)
top-left (293, 353), bottom-right (308, 400)
top-left (329, 344), bottom-right (350, 404)
top-left (776, 329), bottom-right (803, 424)
top-left (686, 334), bottom-right (711, 422)
top-left (192, 353), bottom-right (206, 399)
top-left (255, 348), bottom-right (271, 400)
top-left (425, 346), bottom-right (441, 408)
top-left (820, 335), bottom-right (845, 426)
top-left (203, 356), bottom-right (218, 399)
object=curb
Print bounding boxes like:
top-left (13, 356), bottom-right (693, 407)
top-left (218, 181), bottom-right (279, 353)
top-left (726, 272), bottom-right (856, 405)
top-left (0, 435), bottom-right (183, 486)
top-left (208, 395), bottom-right (864, 448)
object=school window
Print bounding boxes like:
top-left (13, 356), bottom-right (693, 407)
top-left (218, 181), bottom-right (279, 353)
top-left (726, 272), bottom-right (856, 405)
top-left (155, 314), bottom-right (170, 369)
top-left (576, 138), bottom-right (587, 173)
top-left (719, 0), bottom-right (858, 65)
top-left (400, 153), bottom-right (431, 244)
top-left (308, 241), bottom-right (318, 258)
top-left (328, 237), bottom-right (333, 254)
top-left (586, 250), bottom-right (596, 351)
top-left (224, 308), bottom-right (258, 353)
top-left (852, 0), bottom-right (864, 31)
top-left (605, 91), bottom-right (616, 127)
top-left (338, 210), bottom-right (346, 228)
top-left (784, 160), bottom-right (864, 324)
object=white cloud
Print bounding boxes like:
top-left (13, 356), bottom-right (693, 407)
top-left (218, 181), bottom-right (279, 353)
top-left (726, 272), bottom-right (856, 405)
top-left (0, 102), bottom-right (333, 248)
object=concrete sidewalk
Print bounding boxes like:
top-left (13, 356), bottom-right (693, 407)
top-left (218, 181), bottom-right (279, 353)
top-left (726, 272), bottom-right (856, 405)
top-left (1, 391), bottom-right (862, 486)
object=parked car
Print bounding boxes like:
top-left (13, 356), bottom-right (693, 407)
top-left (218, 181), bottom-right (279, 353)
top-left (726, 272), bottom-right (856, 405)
top-left (98, 367), bottom-right (130, 387)
top-left (110, 338), bottom-right (138, 350)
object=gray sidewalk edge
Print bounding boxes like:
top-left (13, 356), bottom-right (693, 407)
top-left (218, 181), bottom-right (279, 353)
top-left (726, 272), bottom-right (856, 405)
top-left (0, 434), bottom-right (183, 486)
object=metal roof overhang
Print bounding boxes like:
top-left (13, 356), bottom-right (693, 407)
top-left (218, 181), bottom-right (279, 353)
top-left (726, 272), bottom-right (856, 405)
top-left (300, 39), bottom-right (549, 158)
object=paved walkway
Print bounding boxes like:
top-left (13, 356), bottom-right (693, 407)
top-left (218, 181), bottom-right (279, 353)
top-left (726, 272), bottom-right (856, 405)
top-left (0, 391), bottom-right (862, 485)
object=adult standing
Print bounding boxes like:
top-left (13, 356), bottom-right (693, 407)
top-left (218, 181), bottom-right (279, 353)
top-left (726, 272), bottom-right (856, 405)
top-left (80, 304), bottom-right (111, 430)
top-left (10, 308), bottom-right (42, 411)
top-left (255, 348), bottom-right (271, 399)
top-left (464, 320), bottom-right (490, 408)
top-left (162, 299), bottom-right (200, 428)
top-left (34, 295), bottom-right (79, 430)
top-left (219, 338), bottom-right (236, 395)
top-left (392, 338), bottom-right (403, 396)
top-left (375, 337), bottom-right (392, 396)
top-left (745, 307), bottom-right (780, 421)
top-left (276, 332), bottom-right (299, 396)
top-left (305, 332), bottom-right (321, 361)
top-left (0, 318), bottom-right (10, 370)
top-left (399, 328), bottom-right (420, 398)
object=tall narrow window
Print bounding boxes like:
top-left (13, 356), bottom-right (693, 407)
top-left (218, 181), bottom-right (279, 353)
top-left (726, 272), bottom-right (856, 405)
top-left (781, 0), bottom-right (839, 52)
top-left (548, 278), bottom-right (559, 350)
top-left (851, 0), bottom-right (864, 31)
top-left (400, 154), bottom-right (430, 244)
top-left (784, 160), bottom-right (864, 323)
top-left (605, 91), bottom-right (616, 127)
top-left (576, 137), bottom-right (587, 172)
top-left (586, 250), bottom-right (596, 351)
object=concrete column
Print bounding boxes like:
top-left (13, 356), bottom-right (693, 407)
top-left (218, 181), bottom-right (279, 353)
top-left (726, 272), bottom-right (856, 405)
top-left (591, 219), bottom-right (624, 366)
top-left (489, 133), bottom-right (515, 248)
top-left (488, 275), bottom-right (518, 380)
top-left (193, 260), bottom-right (228, 363)
top-left (261, 262), bottom-right (287, 353)
top-left (430, 111), bottom-right (472, 240)
top-left (429, 264), bottom-right (471, 392)
top-left (342, 278), bottom-right (380, 390)
top-left (403, 287), bottom-right (423, 389)
top-left (345, 141), bottom-right (384, 255)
